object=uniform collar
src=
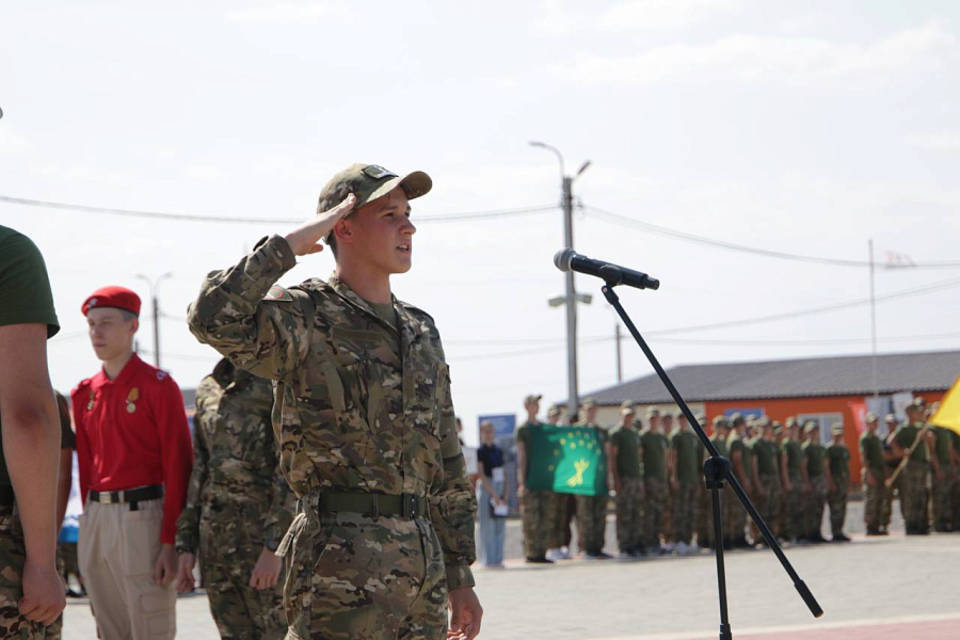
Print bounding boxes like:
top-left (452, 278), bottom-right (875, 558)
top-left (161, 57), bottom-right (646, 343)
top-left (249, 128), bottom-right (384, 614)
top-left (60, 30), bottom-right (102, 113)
top-left (94, 352), bottom-right (142, 387)
top-left (327, 273), bottom-right (400, 333)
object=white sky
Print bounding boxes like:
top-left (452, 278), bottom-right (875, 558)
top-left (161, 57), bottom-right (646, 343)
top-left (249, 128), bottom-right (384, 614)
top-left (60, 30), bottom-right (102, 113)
top-left (3, 1), bottom-right (959, 447)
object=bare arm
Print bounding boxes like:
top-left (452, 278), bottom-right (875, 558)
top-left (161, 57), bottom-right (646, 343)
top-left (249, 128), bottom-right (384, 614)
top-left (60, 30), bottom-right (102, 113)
top-left (516, 441), bottom-right (527, 496)
top-left (606, 442), bottom-right (620, 492)
top-left (0, 323), bottom-right (65, 624)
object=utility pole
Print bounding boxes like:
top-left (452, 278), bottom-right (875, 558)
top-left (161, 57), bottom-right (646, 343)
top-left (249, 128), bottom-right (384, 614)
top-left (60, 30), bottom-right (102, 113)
top-left (531, 141), bottom-right (591, 421)
top-left (615, 324), bottom-right (623, 384)
top-left (869, 239), bottom-right (878, 400)
top-left (136, 272), bottom-right (173, 368)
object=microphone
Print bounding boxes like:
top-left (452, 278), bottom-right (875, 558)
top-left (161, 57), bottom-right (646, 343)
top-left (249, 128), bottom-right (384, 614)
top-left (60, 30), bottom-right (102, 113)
top-left (554, 249), bottom-right (660, 290)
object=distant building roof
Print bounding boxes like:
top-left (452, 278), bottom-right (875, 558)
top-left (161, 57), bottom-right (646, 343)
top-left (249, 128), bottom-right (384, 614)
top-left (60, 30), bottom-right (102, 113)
top-left (584, 350), bottom-right (960, 405)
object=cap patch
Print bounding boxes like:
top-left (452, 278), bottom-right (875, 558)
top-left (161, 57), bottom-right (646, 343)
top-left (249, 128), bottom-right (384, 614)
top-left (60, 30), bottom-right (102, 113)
top-left (363, 165), bottom-right (397, 180)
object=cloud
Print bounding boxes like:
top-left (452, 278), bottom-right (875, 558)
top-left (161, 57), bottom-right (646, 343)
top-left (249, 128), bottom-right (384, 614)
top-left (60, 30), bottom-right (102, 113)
top-left (560, 22), bottom-right (956, 87)
top-left (904, 130), bottom-right (960, 151)
top-left (535, 0), bottom-right (742, 36)
top-left (225, 1), bottom-right (343, 24)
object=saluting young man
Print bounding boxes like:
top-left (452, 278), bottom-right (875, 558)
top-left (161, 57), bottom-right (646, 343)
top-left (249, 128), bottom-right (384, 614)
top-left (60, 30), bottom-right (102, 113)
top-left (188, 164), bottom-right (481, 639)
top-left (72, 286), bottom-right (193, 639)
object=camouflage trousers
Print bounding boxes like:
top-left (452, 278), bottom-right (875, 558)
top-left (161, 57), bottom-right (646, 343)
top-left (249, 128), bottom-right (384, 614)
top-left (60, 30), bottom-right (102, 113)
top-left (806, 475), bottom-right (827, 538)
top-left (783, 474), bottom-right (806, 540)
top-left (724, 478), bottom-right (748, 542)
top-left (827, 477), bottom-right (848, 537)
top-left (881, 474), bottom-right (896, 529)
top-left (281, 510), bottom-right (447, 640)
top-left (199, 500), bottom-right (286, 640)
top-left (899, 460), bottom-right (930, 531)
top-left (662, 483), bottom-right (673, 544)
top-left (862, 470), bottom-right (884, 531)
top-left (671, 483), bottom-right (697, 545)
top-left (695, 484), bottom-right (711, 546)
top-left (553, 494), bottom-right (576, 550)
top-left (575, 494), bottom-right (607, 555)
top-left (0, 507), bottom-right (61, 639)
top-left (754, 474), bottom-right (779, 540)
top-left (615, 478), bottom-right (644, 553)
top-left (643, 478), bottom-right (667, 548)
top-left (56, 542), bottom-right (79, 585)
top-left (521, 489), bottom-right (551, 559)
top-left (931, 465), bottom-right (954, 530)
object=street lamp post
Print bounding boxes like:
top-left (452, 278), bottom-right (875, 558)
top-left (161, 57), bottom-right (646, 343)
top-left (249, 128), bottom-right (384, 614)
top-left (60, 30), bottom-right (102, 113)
top-left (135, 272), bottom-right (173, 368)
top-left (531, 141), bottom-right (591, 421)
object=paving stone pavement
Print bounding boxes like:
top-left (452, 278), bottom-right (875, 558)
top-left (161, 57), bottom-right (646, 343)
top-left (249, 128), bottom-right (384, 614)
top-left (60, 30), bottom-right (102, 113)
top-left (63, 499), bottom-right (960, 638)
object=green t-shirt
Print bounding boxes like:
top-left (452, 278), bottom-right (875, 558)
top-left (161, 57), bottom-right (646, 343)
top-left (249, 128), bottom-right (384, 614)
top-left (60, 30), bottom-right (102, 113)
top-left (516, 420), bottom-right (540, 484)
top-left (754, 438), bottom-right (777, 475)
top-left (610, 426), bottom-right (641, 479)
top-left (827, 443), bottom-right (850, 478)
top-left (640, 430), bottom-right (668, 481)
top-left (859, 432), bottom-right (884, 471)
top-left (783, 440), bottom-right (804, 476)
top-left (671, 430), bottom-right (701, 485)
top-left (893, 424), bottom-right (929, 463)
top-left (803, 442), bottom-right (826, 477)
top-left (0, 226), bottom-right (59, 336)
top-left (933, 427), bottom-right (952, 464)
top-left (710, 433), bottom-right (728, 458)
top-left (728, 433), bottom-right (753, 477)
top-left (0, 227), bottom-right (61, 488)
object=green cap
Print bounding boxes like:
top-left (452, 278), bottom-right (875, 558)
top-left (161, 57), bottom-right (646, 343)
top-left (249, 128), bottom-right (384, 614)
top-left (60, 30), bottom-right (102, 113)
top-left (772, 422), bottom-right (783, 434)
top-left (785, 416), bottom-right (798, 428)
top-left (729, 412), bottom-right (745, 427)
top-left (317, 163), bottom-right (432, 238)
top-left (524, 394), bottom-right (542, 405)
top-left (647, 407), bottom-right (660, 418)
top-left (865, 412), bottom-right (878, 423)
top-left (620, 400), bottom-right (637, 415)
top-left (831, 422), bottom-right (844, 436)
top-left (804, 421), bottom-right (818, 434)
top-left (712, 415), bottom-right (728, 429)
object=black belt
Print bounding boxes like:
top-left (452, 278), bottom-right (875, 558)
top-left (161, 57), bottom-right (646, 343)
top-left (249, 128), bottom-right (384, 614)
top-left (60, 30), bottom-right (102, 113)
top-left (317, 492), bottom-right (427, 520)
top-left (0, 485), bottom-right (14, 507)
top-left (89, 484), bottom-right (163, 511)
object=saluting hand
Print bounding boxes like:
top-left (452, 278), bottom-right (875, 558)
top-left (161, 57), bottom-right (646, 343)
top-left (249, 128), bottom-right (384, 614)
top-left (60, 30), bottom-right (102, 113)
top-left (284, 194), bottom-right (356, 256)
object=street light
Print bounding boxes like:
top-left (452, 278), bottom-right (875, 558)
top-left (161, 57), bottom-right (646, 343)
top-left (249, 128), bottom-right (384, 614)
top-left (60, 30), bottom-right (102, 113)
top-left (530, 140), bottom-right (591, 420)
top-left (135, 272), bottom-right (173, 368)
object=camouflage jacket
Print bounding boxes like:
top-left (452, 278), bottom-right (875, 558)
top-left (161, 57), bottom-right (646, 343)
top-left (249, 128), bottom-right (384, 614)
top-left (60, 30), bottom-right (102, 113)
top-left (175, 358), bottom-right (293, 554)
top-left (186, 235), bottom-right (476, 589)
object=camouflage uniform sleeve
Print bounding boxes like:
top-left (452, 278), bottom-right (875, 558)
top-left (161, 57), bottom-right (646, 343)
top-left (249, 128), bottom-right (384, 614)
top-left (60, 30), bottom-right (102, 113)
top-left (262, 404), bottom-right (295, 551)
top-left (175, 397), bottom-right (209, 554)
top-left (429, 347), bottom-right (477, 591)
top-left (187, 235), bottom-right (307, 380)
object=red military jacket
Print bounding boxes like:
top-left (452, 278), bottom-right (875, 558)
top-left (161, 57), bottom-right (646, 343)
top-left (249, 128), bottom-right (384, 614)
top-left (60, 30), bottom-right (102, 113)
top-left (72, 353), bottom-right (193, 544)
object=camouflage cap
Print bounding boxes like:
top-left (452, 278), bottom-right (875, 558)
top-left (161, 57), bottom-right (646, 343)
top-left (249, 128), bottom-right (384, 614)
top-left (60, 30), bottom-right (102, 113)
top-left (620, 400), bottom-right (637, 415)
top-left (695, 413), bottom-right (706, 424)
top-left (582, 398), bottom-right (597, 409)
top-left (804, 421), bottom-right (819, 434)
top-left (772, 421), bottom-right (783, 434)
top-left (646, 407), bottom-right (660, 418)
top-left (915, 396), bottom-right (927, 406)
top-left (785, 416), bottom-right (798, 428)
top-left (547, 403), bottom-right (561, 416)
top-left (884, 413), bottom-right (897, 423)
top-left (317, 163), bottom-right (432, 238)
top-left (865, 412), bottom-right (878, 423)
top-left (729, 412), bottom-right (745, 426)
top-left (831, 422), bottom-right (844, 435)
top-left (524, 394), bottom-right (543, 405)
top-left (712, 415), bottom-right (729, 429)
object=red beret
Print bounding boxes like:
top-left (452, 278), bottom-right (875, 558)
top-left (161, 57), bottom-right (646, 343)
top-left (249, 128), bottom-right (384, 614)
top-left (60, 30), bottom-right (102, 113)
top-left (82, 286), bottom-right (141, 317)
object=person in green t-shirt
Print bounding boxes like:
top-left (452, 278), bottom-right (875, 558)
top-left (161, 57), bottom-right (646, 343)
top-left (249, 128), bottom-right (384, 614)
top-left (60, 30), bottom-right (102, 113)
top-left (640, 408), bottom-right (669, 553)
top-left (890, 401), bottom-right (934, 534)
top-left (515, 394), bottom-right (553, 563)
top-left (801, 422), bottom-right (829, 543)
top-left (0, 226), bottom-right (68, 635)
top-left (781, 418), bottom-right (806, 542)
top-left (826, 424), bottom-right (851, 542)
top-left (574, 399), bottom-right (610, 559)
top-left (669, 412), bottom-right (700, 554)
top-left (607, 401), bottom-right (644, 559)
top-left (859, 413), bottom-right (886, 535)
top-left (752, 419), bottom-right (780, 546)
top-left (725, 414), bottom-right (752, 548)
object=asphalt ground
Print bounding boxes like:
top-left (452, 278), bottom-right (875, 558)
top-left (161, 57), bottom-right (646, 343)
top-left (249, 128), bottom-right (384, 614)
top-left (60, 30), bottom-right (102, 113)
top-left (63, 499), bottom-right (960, 639)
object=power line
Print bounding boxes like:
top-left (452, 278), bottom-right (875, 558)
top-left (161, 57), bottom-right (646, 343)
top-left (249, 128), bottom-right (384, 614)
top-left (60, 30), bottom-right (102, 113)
top-left (0, 194), bottom-right (556, 225)
top-left (585, 205), bottom-right (960, 269)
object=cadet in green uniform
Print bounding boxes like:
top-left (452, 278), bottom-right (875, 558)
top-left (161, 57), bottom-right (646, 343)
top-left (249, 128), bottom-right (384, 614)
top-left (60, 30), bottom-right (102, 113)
top-left (640, 409), bottom-right (668, 553)
top-left (801, 422), bottom-right (828, 543)
top-left (825, 423), bottom-right (851, 542)
top-left (516, 394), bottom-right (552, 563)
top-left (880, 414), bottom-right (899, 533)
top-left (890, 402), bottom-right (933, 535)
top-left (669, 412), bottom-right (700, 555)
top-left (575, 400), bottom-right (610, 559)
top-left (660, 411), bottom-right (676, 551)
top-left (726, 415), bottom-right (752, 548)
top-left (187, 165), bottom-right (481, 639)
top-left (607, 401), bottom-right (644, 559)
top-left (781, 418), bottom-right (806, 542)
top-left (693, 413), bottom-right (710, 549)
top-left (753, 419), bottom-right (780, 546)
top-left (859, 413), bottom-right (886, 535)
top-left (175, 359), bottom-right (294, 639)
top-left (702, 416), bottom-right (730, 549)
top-left (771, 422), bottom-right (787, 541)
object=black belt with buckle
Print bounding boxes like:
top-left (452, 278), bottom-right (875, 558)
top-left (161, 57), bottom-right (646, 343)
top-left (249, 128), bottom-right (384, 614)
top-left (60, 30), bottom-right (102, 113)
top-left (317, 492), bottom-right (427, 520)
top-left (88, 484), bottom-right (163, 511)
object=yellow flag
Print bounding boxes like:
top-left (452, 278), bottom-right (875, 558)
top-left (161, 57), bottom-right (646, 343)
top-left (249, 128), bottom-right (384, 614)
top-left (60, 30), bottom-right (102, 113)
top-left (930, 375), bottom-right (960, 436)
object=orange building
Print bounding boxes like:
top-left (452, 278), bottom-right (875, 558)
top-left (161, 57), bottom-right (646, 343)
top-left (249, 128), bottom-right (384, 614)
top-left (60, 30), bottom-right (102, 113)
top-left (585, 350), bottom-right (958, 485)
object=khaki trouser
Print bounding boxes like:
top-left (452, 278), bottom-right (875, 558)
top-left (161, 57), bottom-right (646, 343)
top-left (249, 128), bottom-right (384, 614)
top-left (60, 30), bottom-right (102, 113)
top-left (78, 498), bottom-right (176, 640)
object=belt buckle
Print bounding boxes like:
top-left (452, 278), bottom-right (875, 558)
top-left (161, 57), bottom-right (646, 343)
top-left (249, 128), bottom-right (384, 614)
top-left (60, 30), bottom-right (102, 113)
top-left (100, 492), bottom-right (114, 505)
top-left (405, 494), bottom-right (419, 519)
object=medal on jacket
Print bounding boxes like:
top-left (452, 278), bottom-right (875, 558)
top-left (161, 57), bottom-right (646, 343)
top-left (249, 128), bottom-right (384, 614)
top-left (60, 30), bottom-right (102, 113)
top-left (87, 389), bottom-right (96, 411)
top-left (126, 387), bottom-right (139, 413)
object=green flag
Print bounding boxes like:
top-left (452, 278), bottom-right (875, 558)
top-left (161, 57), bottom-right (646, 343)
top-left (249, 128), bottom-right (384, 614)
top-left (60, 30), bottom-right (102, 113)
top-left (525, 425), bottom-right (607, 496)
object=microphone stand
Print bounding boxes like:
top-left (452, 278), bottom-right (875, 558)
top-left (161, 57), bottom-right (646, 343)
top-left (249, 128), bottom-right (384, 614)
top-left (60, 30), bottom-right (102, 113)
top-left (599, 282), bottom-right (823, 640)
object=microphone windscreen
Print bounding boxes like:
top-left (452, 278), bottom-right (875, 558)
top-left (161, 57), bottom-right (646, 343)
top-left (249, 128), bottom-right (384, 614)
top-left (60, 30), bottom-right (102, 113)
top-left (553, 248), bottom-right (575, 272)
